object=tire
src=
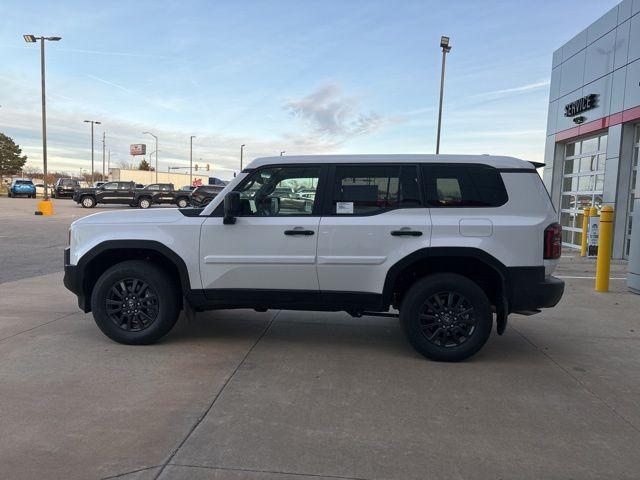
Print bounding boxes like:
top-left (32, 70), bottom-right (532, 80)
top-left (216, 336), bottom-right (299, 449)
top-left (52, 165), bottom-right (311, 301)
top-left (91, 260), bottom-right (180, 345)
top-left (176, 197), bottom-right (189, 208)
top-left (138, 197), bottom-right (151, 209)
top-left (7, 191), bottom-right (12, 198)
top-left (399, 273), bottom-right (493, 362)
top-left (81, 196), bottom-right (96, 208)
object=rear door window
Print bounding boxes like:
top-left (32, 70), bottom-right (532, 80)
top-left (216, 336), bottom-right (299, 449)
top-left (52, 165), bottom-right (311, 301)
top-left (421, 164), bottom-right (508, 207)
top-left (330, 164), bottom-right (421, 215)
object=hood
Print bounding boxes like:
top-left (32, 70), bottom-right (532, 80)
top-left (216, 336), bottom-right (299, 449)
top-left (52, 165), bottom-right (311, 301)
top-left (71, 208), bottom-right (185, 227)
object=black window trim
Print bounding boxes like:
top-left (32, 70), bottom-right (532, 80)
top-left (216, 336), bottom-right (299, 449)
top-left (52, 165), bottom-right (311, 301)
top-left (422, 162), bottom-right (509, 209)
top-left (322, 163), bottom-right (425, 217)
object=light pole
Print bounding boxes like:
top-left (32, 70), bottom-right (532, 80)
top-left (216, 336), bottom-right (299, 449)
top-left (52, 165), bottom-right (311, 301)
top-left (23, 34), bottom-right (61, 203)
top-left (142, 131), bottom-right (158, 182)
top-left (101, 131), bottom-right (106, 180)
top-left (240, 144), bottom-right (246, 171)
top-left (84, 120), bottom-right (101, 185)
top-left (280, 150), bottom-right (285, 156)
top-left (189, 136), bottom-right (196, 186)
top-left (436, 35), bottom-right (451, 155)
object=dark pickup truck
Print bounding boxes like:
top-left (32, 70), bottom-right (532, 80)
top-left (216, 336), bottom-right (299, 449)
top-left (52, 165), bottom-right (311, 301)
top-left (73, 181), bottom-right (140, 208)
top-left (133, 183), bottom-right (191, 209)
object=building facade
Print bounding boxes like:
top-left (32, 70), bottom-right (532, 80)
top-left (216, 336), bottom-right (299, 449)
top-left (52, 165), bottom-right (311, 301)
top-left (544, 0), bottom-right (640, 259)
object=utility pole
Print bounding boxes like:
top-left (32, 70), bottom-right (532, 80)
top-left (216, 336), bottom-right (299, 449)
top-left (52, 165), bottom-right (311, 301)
top-left (143, 131), bottom-right (158, 182)
top-left (84, 120), bottom-right (101, 185)
top-left (23, 34), bottom-right (62, 203)
top-left (436, 36), bottom-right (452, 155)
top-left (101, 132), bottom-right (106, 180)
top-left (190, 135), bottom-right (195, 186)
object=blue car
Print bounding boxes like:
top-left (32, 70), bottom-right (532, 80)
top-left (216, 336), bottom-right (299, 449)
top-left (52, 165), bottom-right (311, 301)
top-left (8, 179), bottom-right (37, 198)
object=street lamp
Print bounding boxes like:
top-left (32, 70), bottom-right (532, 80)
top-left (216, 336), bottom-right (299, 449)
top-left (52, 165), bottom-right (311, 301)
top-left (142, 131), bottom-right (158, 182)
top-left (83, 120), bottom-right (101, 185)
top-left (280, 150), bottom-right (285, 156)
top-left (23, 34), bottom-right (61, 205)
top-left (189, 136), bottom-right (196, 186)
top-left (436, 35), bottom-right (452, 155)
top-left (240, 144), bottom-right (246, 171)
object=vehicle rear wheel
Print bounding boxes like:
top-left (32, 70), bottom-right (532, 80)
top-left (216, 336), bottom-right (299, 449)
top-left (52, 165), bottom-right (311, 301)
top-left (399, 273), bottom-right (492, 362)
top-left (7, 191), bottom-right (12, 198)
top-left (138, 197), bottom-right (151, 209)
top-left (81, 196), bottom-right (96, 208)
top-left (176, 197), bottom-right (189, 208)
top-left (91, 260), bottom-right (180, 344)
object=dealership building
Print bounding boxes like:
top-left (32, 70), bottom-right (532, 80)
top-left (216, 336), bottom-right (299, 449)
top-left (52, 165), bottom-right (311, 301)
top-left (543, 0), bottom-right (640, 264)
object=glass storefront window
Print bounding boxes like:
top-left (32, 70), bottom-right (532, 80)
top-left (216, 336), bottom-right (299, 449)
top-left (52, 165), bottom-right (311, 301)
top-left (625, 125), bottom-right (640, 257)
top-left (560, 133), bottom-right (607, 248)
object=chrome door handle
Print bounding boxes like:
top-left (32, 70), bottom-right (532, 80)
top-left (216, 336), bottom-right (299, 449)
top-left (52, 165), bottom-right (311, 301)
top-left (391, 230), bottom-right (422, 237)
top-left (284, 229), bottom-right (315, 236)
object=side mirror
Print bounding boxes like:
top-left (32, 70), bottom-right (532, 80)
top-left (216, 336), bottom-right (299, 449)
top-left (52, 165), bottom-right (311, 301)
top-left (223, 191), bottom-right (241, 224)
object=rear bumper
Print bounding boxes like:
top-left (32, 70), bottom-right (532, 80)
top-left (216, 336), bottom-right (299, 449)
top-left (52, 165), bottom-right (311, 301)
top-left (507, 267), bottom-right (564, 313)
top-left (63, 248), bottom-right (90, 312)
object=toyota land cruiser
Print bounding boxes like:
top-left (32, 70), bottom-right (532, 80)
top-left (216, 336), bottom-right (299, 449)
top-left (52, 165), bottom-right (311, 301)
top-left (63, 155), bottom-right (564, 361)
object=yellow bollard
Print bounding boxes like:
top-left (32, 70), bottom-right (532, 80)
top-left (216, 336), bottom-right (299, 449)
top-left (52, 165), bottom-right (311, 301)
top-left (595, 205), bottom-right (614, 292)
top-left (580, 206), bottom-right (591, 257)
top-left (36, 199), bottom-right (54, 216)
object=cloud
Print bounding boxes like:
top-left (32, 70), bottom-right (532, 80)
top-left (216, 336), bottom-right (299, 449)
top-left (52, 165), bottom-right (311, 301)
top-left (470, 80), bottom-right (550, 100)
top-left (284, 84), bottom-right (390, 139)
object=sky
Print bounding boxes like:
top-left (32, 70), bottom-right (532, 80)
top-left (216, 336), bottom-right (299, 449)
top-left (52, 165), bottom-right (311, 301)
top-left (0, 0), bottom-right (621, 180)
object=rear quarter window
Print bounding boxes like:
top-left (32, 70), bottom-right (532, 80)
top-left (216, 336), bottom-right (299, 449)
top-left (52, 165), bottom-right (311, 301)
top-left (422, 164), bottom-right (508, 207)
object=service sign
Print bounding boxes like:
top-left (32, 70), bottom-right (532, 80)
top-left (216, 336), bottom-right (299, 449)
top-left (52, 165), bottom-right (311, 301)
top-left (130, 144), bottom-right (147, 156)
top-left (564, 94), bottom-right (598, 117)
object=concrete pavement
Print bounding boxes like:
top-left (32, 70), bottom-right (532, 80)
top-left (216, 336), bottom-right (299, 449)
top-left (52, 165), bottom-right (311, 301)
top-left (1, 260), bottom-right (639, 479)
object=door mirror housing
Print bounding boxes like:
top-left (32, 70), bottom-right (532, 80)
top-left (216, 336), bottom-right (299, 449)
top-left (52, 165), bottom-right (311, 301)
top-left (223, 191), bottom-right (241, 224)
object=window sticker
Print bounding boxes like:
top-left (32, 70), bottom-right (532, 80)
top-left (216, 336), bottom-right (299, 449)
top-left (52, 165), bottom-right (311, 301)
top-left (336, 201), bottom-right (354, 214)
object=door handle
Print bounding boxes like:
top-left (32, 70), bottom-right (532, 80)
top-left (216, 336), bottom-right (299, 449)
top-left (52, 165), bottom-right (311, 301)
top-left (391, 230), bottom-right (422, 237)
top-left (284, 229), bottom-right (315, 236)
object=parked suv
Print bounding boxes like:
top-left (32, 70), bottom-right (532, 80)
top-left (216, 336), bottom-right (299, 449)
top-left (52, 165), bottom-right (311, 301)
top-left (190, 184), bottom-right (226, 207)
top-left (134, 183), bottom-right (191, 209)
top-left (64, 155), bottom-right (564, 362)
top-left (72, 181), bottom-right (137, 208)
top-left (8, 179), bottom-right (36, 198)
top-left (52, 178), bottom-right (80, 199)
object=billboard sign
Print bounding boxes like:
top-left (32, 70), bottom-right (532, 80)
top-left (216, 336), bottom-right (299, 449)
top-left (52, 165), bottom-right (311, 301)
top-left (130, 144), bottom-right (146, 156)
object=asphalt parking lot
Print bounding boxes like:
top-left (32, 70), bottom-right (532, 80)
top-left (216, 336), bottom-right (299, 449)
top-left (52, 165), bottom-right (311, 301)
top-left (1, 196), bottom-right (640, 479)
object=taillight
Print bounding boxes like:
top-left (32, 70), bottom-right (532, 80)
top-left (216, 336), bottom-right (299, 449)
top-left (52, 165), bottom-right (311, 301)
top-left (544, 222), bottom-right (562, 259)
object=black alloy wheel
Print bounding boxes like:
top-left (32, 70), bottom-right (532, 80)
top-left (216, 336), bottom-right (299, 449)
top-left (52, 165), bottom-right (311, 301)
top-left (105, 278), bottom-right (159, 332)
top-left (399, 273), bottom-right (492, 362)
top-left (419, 291), bottom-right (476, 348)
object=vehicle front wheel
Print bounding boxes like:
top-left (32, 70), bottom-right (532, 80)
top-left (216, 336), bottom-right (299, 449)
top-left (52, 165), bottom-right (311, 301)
top-left (399, 273), bottom-right (493, 362)
top-left (81, 196), bottom-right (96, 208)
top-left (176, 197), bottom-right (189, 208)
top-left (90, 260), bottom-right (180, 344)
top-left (138, 197), bottom-right (151, 209)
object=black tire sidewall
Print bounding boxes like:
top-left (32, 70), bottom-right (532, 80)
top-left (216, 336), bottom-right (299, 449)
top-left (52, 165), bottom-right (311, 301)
top-left (91, 260), bottom-right (180, 344)
top-left (400, 273), bottom-right (492, 362)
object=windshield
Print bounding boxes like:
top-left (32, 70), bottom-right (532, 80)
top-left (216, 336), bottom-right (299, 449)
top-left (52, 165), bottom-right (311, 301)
top-left (15, 180), bottom-right (34, 185)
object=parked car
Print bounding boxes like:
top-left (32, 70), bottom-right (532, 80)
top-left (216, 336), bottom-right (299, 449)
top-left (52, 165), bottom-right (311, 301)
top-left (92, 181), bottom-right (106, 188)
top-left (190, 184), bottom-right (226, 207)
top-left (8, 179), bottom-right (36, 198)
top-left (133, 183), bottom-right (192, 209)
top-left (52, 178), bottom-right (80, 199)
top-left (64, 154), bottom-right (564, 362)
top-left (180, 185), bottom-right (196, 192)
top-left (72, 181), bottom-right (138, 208)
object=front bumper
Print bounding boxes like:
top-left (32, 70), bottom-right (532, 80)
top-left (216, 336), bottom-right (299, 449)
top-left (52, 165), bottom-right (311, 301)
top-left (507, 267), bottom-right (564, 313)
top-left (63, 248), bottom-right (89, 312)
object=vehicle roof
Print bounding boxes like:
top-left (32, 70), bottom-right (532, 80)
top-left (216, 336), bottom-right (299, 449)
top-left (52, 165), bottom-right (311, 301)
top-left (246, 154), bottom-right (537, 170)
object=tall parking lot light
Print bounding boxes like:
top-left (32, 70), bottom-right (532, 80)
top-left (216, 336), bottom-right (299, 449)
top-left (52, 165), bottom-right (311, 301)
top-left (436, 35), bottom-right (451, 155)
top-left (84, 120), bottom-right (101, 185)
top-left (143, 131), bottom-right (158, 183)
top-left (23, 34), bottom-right (61, 205)
top-left (190, 136), bottom-right (196, 186)
top-left (240, 144), bottom-right (246, 171)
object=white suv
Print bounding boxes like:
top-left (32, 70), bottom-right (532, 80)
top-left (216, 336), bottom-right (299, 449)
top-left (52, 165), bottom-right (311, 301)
top-left (64, 155), bottom-right (564, 361)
